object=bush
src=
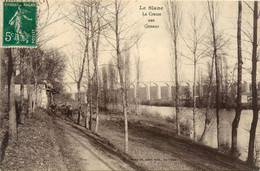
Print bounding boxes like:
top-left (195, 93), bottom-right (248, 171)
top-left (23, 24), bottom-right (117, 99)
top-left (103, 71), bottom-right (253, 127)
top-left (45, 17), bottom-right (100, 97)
top-left (219, 142), bottom-right (232, 155)
top-left (139, 108), bottom-right (163, 120)
top-left (0, 89), bottom-right (8, 116)
top-left (165, 116), bottom-right (175, 123)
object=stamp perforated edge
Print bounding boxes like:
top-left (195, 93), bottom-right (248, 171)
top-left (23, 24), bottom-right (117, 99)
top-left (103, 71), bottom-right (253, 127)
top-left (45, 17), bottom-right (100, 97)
top-left (0, 1), bottom-right (3, 47)
top-left (0, 0), bottom-right (38, 48)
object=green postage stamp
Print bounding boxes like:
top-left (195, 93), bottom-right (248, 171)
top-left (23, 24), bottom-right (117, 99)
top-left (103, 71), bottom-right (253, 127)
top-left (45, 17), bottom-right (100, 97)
top-left (2, 2), bottom-right (37, 47)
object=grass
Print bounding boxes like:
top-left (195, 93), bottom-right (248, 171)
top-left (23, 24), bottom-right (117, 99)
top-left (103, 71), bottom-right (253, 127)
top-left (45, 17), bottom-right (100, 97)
top-left (96, 113), bottom-right (195, 170)
top-left (139, 107), bottom-right (165, 120)
top-left (95, 111), bottom-right (256, 170)
top-left (0, 91), bottom-right (9, 168)
top-left (0, 117), bottom-right (8, 167)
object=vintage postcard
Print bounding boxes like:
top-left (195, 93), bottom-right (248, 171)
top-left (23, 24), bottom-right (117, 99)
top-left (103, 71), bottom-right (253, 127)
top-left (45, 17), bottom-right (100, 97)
top-left (0, 0), bottom-right (259, 170)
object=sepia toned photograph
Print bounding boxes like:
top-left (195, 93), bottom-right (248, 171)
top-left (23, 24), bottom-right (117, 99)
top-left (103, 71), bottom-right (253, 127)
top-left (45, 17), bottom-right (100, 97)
top-left (0, 0), bottom-right (260, 170)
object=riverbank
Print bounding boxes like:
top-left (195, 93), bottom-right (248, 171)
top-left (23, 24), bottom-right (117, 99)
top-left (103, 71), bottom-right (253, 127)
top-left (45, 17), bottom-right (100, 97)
top-left (140, 99), bottom-right (260, 110)
top-left (96, 112), bottom-right (256, 170)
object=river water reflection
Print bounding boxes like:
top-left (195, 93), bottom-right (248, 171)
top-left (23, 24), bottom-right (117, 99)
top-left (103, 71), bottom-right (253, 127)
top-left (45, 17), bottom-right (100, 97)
top-left (138, 105), bottom-right (260, 166)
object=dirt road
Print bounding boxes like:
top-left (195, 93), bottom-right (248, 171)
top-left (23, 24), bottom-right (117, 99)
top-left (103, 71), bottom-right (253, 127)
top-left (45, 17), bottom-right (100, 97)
top-left (54, 118), bottom-right (134, 171)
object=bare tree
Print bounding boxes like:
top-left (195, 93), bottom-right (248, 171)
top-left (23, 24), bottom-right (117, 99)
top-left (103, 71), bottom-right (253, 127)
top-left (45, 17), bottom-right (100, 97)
top-left (93, 1), bottom-right (102, 133)
top-left (123, 43), bottom-right (131, 108)
top-left (6, 48), bottom-right (17, 142)
top-left (67, 50), bottom-right (86, 125)
top-left (87, 54), bottom-right (93, 129)
top-left (199, 2), bottom-right (229, 143)
top-left (66, 0), bottom-right (104, 129)
top-left (19, 49), bottom-right (25, 124)
top-left (108, 60), bottom-right (117, 109)
top-left (114, 0), bottom-right (129, 153)
top-left (30, 48), bottom-right (45, 113)
top-left (207, 1), bottom-right (221, 149)
top-left (231, 0), bottom-right (242, 158)
top-left (222, 56), bottom-right (229, 105)
top-left (164, 0), bottom-right (182, 135)
top-left (181, 4), bottom-right (207, 141)
top-left (84, 2), bottom-right (92, 130)
top-left (26, 50), bottom-right (33, 116)
top-left (135, 36), bottom-right (142, 115)
top-left (247, 1), bottom-right (259, 166)
top-left (199, 59), bottom-right (214, 142)
top-left (104, 0), bottom-right (141, 153)
top-left (101, 67), bottom-right (109, 108)
top-left (66, 0), bottom-right (91, 125)
top-left (23, 1), bottom-right (65, 115)
top-left (37, 1), bottom-right (66, 48)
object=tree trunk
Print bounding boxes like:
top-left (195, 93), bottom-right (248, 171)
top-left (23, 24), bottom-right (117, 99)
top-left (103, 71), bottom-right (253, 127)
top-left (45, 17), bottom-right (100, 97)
top-left (200, 60), bottom-right (214, 142)
top-left (27, 56), bottom-right (32, 117)
top-left (19, 49), bottom-right (25, 124)
top-left (7, 48), bottom-right (17, 142)
top-left (123, 89), bottom-right (128, 153)
top-left (94, 71), bottom-right (99, 133)
top-left (35, 79), bottom-right (38, 108)
top-left (135, 43), bottom-right (141, 115)
top-left (208, 1), bottom-right (220, 149)
top-left (85, 106), bottom-right (89, 129)
top-left (118, 67), bottom-right (129, 153)
top-left (219, 55), bottom-right (224, 105)
top-left (77, 83), bottom-right (81, 125)
top-left (199, 68), bottom-right (202, 99)
top-left (231, 0), bottom-right (242, 158)
top-left (46, 90), bottom-right (50, 110)
top-left (86, 83), bottom-right (91, 130)
top-left (115, 0), bottom-right (129, 153)
top-left (87, 42), bottom-right (92, 130)
top-left (9, 63), bottom-right (17, 142)
top-left (121, 59), bottom-right (129, 154)
top-left (89, 93), bottom-right (93, 129)
top-left (215, 45), bottom-right (220, 151)
top-left (193, 61), bottom-right (197, 141)
top-left (224, 57), bottom-right (229, 104)
top-left (94, 8), bottom-right (101, 133)
top-left (174, 39), bottom-right (180, 136)
top-left (32, 80), bottom-right (37, 113)
top-left (200, 114), bottom-right (211, 143)
top-left (136, 81), bottom-right (140, 115)
top-left (28, 83), bottom-right (32, 116)
top-left (247, 1), bottom-right (258, 166)
top-left (87, 79), bottom-right (93, 130)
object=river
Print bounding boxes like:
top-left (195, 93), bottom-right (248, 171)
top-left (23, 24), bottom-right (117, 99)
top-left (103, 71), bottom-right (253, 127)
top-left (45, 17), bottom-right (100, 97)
top-left (137, 105), bottom-right (260, 165)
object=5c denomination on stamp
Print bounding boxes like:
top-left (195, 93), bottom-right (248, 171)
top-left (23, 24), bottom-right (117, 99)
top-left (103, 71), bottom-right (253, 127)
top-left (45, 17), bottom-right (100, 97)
top-left (2, 2), bottom-right (37, 47)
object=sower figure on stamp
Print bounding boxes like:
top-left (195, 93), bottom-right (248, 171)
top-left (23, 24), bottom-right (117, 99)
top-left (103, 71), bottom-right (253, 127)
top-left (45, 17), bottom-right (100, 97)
top-left (9, 3), bottom-right (32, 44)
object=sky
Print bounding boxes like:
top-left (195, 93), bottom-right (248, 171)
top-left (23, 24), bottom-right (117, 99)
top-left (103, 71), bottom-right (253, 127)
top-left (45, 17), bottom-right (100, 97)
top-left (40, 0), bottom-right (260, 90)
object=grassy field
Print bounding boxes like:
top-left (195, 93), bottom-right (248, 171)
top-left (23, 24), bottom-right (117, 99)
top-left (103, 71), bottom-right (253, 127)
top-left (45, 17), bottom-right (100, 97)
top-left (96, 113), bottom-right (187, 170)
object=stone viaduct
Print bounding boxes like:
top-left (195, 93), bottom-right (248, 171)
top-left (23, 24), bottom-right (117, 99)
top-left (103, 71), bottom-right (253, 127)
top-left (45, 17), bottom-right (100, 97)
top-left (63, 80), bottom-right (260, 103)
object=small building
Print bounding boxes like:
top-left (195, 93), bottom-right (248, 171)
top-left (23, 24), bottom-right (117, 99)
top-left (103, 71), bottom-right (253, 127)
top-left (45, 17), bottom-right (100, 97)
top-left (14, 74), bottom-right (48, 109)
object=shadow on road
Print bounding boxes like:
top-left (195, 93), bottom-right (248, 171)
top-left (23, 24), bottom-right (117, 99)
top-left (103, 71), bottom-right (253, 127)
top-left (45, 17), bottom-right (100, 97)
top-left (54, 119), bottom-right (146, 171)
top-left (65, 130), bottom-right (115, 170)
